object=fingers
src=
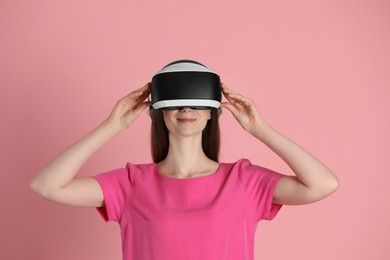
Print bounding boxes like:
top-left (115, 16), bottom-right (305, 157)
top-left (221, 82), bottom-right (243, 100)
top-left (225, 93), bottom-right (253, 107)
top-left (125, 82), bottom-right (151, 98)
top-left (221, 101), bottom-right (240, 116)
top-left (221, 82), bottom-right (240, 95)
top-left (137, 83), bottom-right (152, 104)
top-left (131, 101), bottom-right (152, 119)
top-left (221, 82), bottom-right (247, 99)
top-left (221, 82), bottom-right (253, 108)
top-left (119, 82), bottom-right (151, 105)
top-left (221, 83), bottom-right (237, 104)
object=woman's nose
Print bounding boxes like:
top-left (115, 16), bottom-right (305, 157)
top-left (178, 107), bottom-right (193, 112)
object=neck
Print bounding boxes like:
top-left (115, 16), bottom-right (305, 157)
top-left (158, 134), bottom-right (214, 178)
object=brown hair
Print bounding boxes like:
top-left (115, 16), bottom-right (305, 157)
top-left (150, 108), bottom-right (221, 163)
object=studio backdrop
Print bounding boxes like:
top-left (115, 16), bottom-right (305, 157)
top-left (1, 0), bottom-right (389, 259)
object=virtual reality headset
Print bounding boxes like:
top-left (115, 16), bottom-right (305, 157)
top-left (151, 60), bottom-right (221, 110)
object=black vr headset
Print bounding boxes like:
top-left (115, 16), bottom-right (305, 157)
top-left (151, 60), bottom-right (221, 110)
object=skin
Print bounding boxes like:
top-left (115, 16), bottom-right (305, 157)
top-left (220, 82), bottom-right (339, 205)
top-left (157, 108), bottom-right (219, 179)
top-left (30, 81), bottom-right (339, 208)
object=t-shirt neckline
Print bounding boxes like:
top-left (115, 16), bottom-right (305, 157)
top-left (153, 162), bottom-right (222, 181)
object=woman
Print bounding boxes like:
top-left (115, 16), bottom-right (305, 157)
top-left (30, 64), bottom-right (339, 259)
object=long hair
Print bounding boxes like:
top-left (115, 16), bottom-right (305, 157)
top-left (150, 108), bottom-right (220, 163)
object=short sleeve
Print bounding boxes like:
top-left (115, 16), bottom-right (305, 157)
top-left (91, 164), bottom-right (133, 223)
top-left (237, 159), bottom-right (284, 221)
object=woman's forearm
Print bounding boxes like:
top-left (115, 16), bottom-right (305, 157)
top-left (30, 120), bottom-right (122, 194)
top-left (251, 122), bottom-right (339, 191)
top-left (220, 83), bottom-right (338, 202)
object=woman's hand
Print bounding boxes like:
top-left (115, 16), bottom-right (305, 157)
top-left (221, 82), bottom-right (268, 135)
top-left (221, 83), bottom-right (339, 205)
top-left (30, 82), bottom-right (152, 208)
top-left (105, 82), bottom-right (152, 132)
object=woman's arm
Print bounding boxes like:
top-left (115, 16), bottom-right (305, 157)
top-left (221, 83), bottom-right (339, 205)
top-left (30, 83), bottom-right (151, 207)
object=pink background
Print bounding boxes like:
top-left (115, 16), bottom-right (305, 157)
top-left (1, 0), bottom-right (389, 259)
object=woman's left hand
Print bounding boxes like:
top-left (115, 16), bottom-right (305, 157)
top-left (221, 82), bottom-right (268, 135)
top-left (221, 82), bottom-right (339, 205)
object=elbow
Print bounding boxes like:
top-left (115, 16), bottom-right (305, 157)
top-left (30, 178), bottom-right (39, 193)
top-left (319, 174), bottom-right (340, 199)
top-left (306, 174), bottom-right (339, 203)
top-left (331, 175), bottom-right (340, 193)
top-left (30, 177), bottom-right (51, 198)
top-left (328, 171), bottom-right (340, 193)
top-left (327, 178), bottom-right (339, 196)
top-left (30, 178), bottom-right (43, 196)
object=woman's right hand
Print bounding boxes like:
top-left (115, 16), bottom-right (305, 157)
top-left (30, 83), bottom-right (152, 208)
top-left (105, 82), bottom-right (152, 132)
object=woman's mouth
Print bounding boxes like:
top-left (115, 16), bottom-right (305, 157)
top-left (177, 118), bottom-right (196, 123)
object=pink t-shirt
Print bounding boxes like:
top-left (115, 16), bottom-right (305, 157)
top-left (92, 158), bottom-right (284, 260)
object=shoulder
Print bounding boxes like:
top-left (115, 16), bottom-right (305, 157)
top-left (125, 162), bottom-right (155, 172)
top-left (220, 158), bottom-right (254, 171)
top-left (93, 162), bottom-right (155, 184)
top-left (217, 158), bottom-right (253, 177)
top-left (125, 162), bottom-right (157, 180)
top-left (221, 158), bottom-right (284, 180)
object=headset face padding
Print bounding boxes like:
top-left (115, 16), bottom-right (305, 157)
top-left (151, 60), bottom-right (221, 110)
